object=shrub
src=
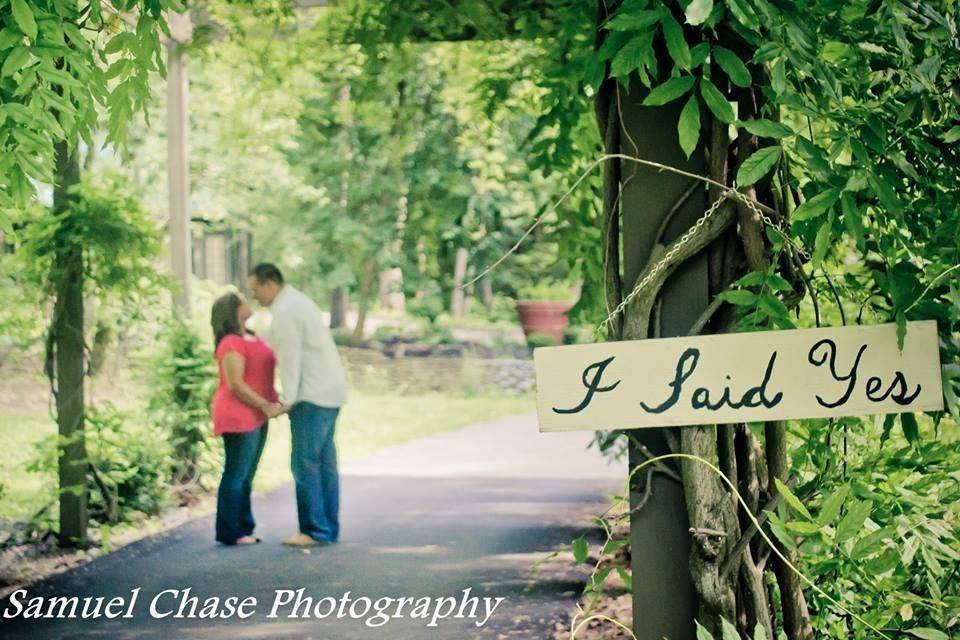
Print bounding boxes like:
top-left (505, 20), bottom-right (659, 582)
top-left (526, 332), bottom-right (558, 349)
top-left (27, 404), bottom-right (173, 529)
top-left (147, 317), bottom-right (217, 488)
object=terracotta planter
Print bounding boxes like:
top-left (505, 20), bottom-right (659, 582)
top-left (516, 300), bottom-right (574, 345)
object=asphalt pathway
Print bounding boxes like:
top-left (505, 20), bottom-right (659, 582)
top-left (0, 413), bottom-right (625, 640)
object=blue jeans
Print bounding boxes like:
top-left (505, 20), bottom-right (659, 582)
top-left (289, 403), bottom-right (340, 542)
top-left (216, 426), bottom-right (267, 544)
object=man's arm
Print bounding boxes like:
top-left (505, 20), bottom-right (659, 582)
top-left (269, 312), bottom-right (304, 405)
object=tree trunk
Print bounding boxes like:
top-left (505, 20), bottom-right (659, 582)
top-left (480, 278), bottom-right (493, 312)
top-left (330, 287), bottom-right (348, 329)
top-left (52, 140), bottom-right (87, 548)
top-left (352, 259), bottom-right (376, 343)
top-left (450, 247), bottom-right (468, 317)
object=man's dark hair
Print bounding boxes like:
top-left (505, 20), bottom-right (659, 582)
top-left (250, 262), bottom-right (284, 285)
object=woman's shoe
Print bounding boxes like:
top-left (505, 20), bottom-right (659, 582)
top-left (235, 535), bottom-right (261, 545)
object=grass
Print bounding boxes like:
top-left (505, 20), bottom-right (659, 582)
top-left (0, 410), bottom-right (57, 525)
top-left (0, 390), bottom-right (534, 524)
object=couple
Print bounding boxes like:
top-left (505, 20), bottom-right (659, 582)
top-left (209, 263), bottom-right (347, 547)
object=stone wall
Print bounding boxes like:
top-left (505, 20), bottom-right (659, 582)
top-left (340, 347), bottom-right (534, 396)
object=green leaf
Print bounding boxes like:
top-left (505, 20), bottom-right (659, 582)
top-left (1, 46), bottom-right (31, 78)
top-left (835, 500), bottom-right (872, 543)
top-left (660, 13), bottom-right (692, 69)
top-left (718, 289), bottom-right (757, 306)
top-left (906, 629), bottom-right (949, 640)
top-left (713, 46), bottom-right (751, 87)
top-left (896, 309), bottom-right (907, 350)
top-left (606, 10), bottom-right (659, 31)
top-left (812, 217), bottom-right (832, 270)
top-left (867, 171), bottom-right (903, 213)
top-left (696, 621), bottom-right (715, 640)
top-left (720, 618), bottom-right (739, 640)
top-left (753, 622), bottom-right (768, 640)
top-left (589, 566), bottom-right (613, 591)
top-left (726, 0), bottom-right (759, 30)
top-left (786, 520), bottom-right (823, 535)
top-left (700, 79), bottom-right (735, 123)
top-left (740, 118), bottom-right (793, 138)
top-left (10, 0), bottom-right (37, 41)
top-left (791, 188), bottom-right (841, 221)
top-left (880, 413), bottom-right (897, 444)
top-left (678, 94), bottom-right (701, 158)
top-left (602, 539), bottom-right (629, 554)
top-left (690, 42), bottom-right (710, 67)
top-left (572, 537), bottom-right (589, 564)
top-left (610, 32), bottom-right (655, 78)
top-left (736, 146), bottom-right (781, 185)
top-left (0, 27), bottom-right (23, 51)
top-left (817, 486), bottom-right (849, 526)
top-left (758, 294), bottom-right (789, 320)
top-left (944, 126), bottom-right (960, 143)
top-left (616, 567), bottom-right (632, 591)
top-left (643, 75), bottom-right (695, 106)
top-left (900, 411), bottom-right (919, 444)
top-left (840, 191), bottom-right (864, 247)
top-left (775, 478), bottom-right (812, 520)
top-left (684, 0), bottom-right (714, 25)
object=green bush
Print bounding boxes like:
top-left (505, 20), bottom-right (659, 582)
top-left (27, 404), bottom-right (173, 529)
top-left (406, 294), bottom-right (445, 323)
top-left (525, 332), bottom-right (558, 349)
top-left (332, 328), bottom-right (355, 346)
top-left (517, 280), bottom-right (576, 302)
top-left (147, 318), bottom-right (217, 488)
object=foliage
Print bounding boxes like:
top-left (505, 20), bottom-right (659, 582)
top-left (15, 175), bottom-right (164, 298)
top-left (27, 403), bottom-right (172, 532)
top-left (517, 279), bottom-right (578, 301)
top-left (146, 317), bottom-right (218, 487)
top-left (0, 247), bottom-right (45, 359)
top-left (781, 417), bottom-right (960, 636)
top-left (0, 0), bottom-right (174, 225)
top-left (526, 331), bottom-right (560, 349)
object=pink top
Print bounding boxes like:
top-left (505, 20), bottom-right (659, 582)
top-left (212, 334), bottom-right (279, 436)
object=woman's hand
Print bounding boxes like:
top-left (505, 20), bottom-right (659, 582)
top-left (263, 402), bottom-right (286, 419)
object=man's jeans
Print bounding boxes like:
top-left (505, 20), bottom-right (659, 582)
top-left (216, 426), bottom-right (268, 544)
top-left (289, 402), bottom-right (340, 542)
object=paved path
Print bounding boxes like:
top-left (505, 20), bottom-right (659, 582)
top-left (1, 413), bottom-right (625, 640)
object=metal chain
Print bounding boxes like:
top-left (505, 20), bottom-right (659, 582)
top-left (595, 191), bottom-right (729, 337)
top-left (594, 188), bottom-right (806, 338)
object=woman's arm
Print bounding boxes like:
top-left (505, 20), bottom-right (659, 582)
top-left (222, 351), bottom-right (283, 417)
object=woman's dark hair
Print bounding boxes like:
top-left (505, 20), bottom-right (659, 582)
top-left (211, 292), bottom-right (243, 348)
top-left (249, 262), bottom-right (284, 285)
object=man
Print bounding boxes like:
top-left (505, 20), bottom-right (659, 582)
top-left (247, 263), bottom-right (347, 547)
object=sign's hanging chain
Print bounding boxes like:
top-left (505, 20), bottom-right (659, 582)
top-left (594, 189), bottom-right (803, 339)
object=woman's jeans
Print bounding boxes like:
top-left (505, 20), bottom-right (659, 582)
top-left (216, 425), bottom-right (267, 544)
top-left (289, 403), bottom-right (340, 543)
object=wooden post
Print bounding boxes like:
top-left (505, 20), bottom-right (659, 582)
top-left (616, 79), bottom-right (706, 639)
top-left (167, 12), bottom-right (192, 314)
top-left (52, 140), bottom-right (87, 547)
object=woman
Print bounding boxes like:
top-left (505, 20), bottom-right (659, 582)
top-left (210, 292), bottom-right (285, 545)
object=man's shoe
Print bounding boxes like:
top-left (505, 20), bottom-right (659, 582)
top-left (282, 533), bottom-right (326, 547)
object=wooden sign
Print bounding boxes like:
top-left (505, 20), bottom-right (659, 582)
top-left (534, 321), bottom-right (943, 432)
